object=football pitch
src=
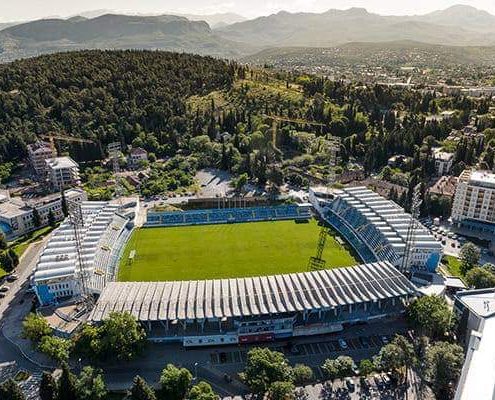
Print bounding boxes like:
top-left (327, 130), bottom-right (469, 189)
top-left (117, 219), bottom-right (358, 282)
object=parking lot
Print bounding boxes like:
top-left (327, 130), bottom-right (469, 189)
top-left (210, 331), bottom-right (397, 378)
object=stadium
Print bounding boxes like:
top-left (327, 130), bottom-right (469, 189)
top-left (32, 188), bottom-right (440, 347)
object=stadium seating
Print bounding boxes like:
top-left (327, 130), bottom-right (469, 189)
top-left (146, 205), bottom-right (312, 227)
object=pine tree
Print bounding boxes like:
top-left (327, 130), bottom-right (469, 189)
top-left (128, 376), bottom-right (156, 400)
top-left (48, 210), bottom-right (56, 228)
top-left (56, 363), bottom-right (77, 400)
top-left (0, 232), bottom-right (7, 250)
top-left (32, 208), bottom-right (42, 228)
top-left (39, 372), bottom-right (57, 400)
top-left (8, 248), bottom-right (19, 268)
top-left (61, 190), bottom-right (68, 217)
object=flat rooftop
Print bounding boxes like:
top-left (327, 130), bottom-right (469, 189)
top-left (45, 156), bottom-right (78, 169)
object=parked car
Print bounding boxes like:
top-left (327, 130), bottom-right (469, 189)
top-left (345, 378), bottom-right (355, 392)
top-left (338, 338), bottom-right (348, 350)
top-left (6, 275), bottom-right (18, 282)
top-left (0, 286), bottom-right (9, 292)
top-left (381, 335), bottom-right (389, 345)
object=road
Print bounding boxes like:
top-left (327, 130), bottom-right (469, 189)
top-left (0, 235), bottom-right (51, 371)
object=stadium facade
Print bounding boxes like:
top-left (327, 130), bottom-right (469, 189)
top-left (90, 261), bottom-right (417, 347)
top-left (309, 186), bottom-right (442, 272)
top-left (33, 200), bottom-right (135, 306)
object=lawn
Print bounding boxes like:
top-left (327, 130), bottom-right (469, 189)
top-left (118, 219), bottom-right (358, 282)
top-left (443, 255), bottom-right (463, 277)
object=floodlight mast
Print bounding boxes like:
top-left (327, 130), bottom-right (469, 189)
top-left (68, 200), bottom-right (93, 308)
top-left (401, 183), bottom-right (422, 274)
top-left (308, 170), bottom-right (336, 271)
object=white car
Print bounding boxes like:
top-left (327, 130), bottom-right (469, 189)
top-left (338, 338), bottom-right (348, 350)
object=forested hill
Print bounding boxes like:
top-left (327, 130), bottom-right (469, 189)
top-left (0, 50), bottom-right (236, 163)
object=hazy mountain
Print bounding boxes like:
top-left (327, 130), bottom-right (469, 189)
top-left (0, 22), bottom-right (22, 32)
top-left (175, 13), bottom-right (246, 28)
top-left (244, 40), bottom-right (495, 67)
top-left (0, 14), bottom-right (251, 62)
top-left (216, 6), bottom-right (495, 48)
top-left (417, 5), bottom-right (495, 31)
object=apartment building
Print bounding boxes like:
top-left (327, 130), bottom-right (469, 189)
top-left (451, 170), bottom-right (495, 234)
top-left (45, 157), bottom-right (81, 191)
top-left (432, 147), bottom-right (454, 176)
top-left (0, 189), bottom-right (87, 238)
top-left (27, 141), bottom-right (56, 176)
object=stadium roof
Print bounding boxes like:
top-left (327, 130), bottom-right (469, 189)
top-left (33, 202), bottom-right (127, 283)
top-left (333, 187), bottom-right (441, 251)
top-left (90, 261), bottom-right (417, 323)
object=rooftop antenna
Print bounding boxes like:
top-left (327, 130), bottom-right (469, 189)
top-left (401, 183), bottom-right (422, 274)
top-left (68, 200), bottom-right (94, 309)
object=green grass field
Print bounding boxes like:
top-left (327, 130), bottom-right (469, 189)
top-left (118, 219), bottom-right (358, 282)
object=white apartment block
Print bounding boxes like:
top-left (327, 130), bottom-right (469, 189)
top-left (128, 147), bottom-right (148, 167)
top-left (45, 157), bottom-right (81, 191)
top-left (0, 189), bottom-right (87, 238)
top-left (451, 170), bottom-right (495, 234)
top-left (432, 147), bottom-right (454, 176)
top-left (27, 141), bottom-right (56, 176)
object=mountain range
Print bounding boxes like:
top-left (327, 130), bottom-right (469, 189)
top-left (0, 5), bottom-right (494, 62)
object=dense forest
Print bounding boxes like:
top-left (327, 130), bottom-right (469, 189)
top-left (0, 50), bottom-right (236, 162)
top-left (0, 49), bottom-right (494, 208)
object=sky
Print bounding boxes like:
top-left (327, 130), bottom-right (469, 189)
top-left (1, 0), bottom-right (494, 22)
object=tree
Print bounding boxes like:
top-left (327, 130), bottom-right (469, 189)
top-left (75, 366), bottom-right (107, 400)
top-left (321, 356), bottom-right (353, 380)
top-left (159, 364), bottom-right (192, 400)
top-left (0, 251), bottom-right (14, 273)
top-left (61, 190), bottom-right (68, 217)
top-left (0, 379), bottom-right (25, 400)
top-left (268, 381), bottom-right (295, 400)
top-left (48, 210), bottom-right (57, 228)
top-left (99, 312), bottom-right (146, 361)
top-left (483, 263), bottom-right (495, 274)
top-left (22, 313), bottom-right (52, 342)
top-left (292, 364), bottom-right (313, 385)
top-left (406, 295), bottom-right (452, 339)
top-left (32, 208), bottom-right (42, 228)
top-left (38, 336), bottom-right (72, 363)
top-left (56, 363), bottom-right (77, 400)
top-left (358, 359), bottom-right (374, 377)
top-left (39, 372), bottom-right (57, 400)
top-left (0, 232), bottom-right (7, 250)
top-left (465, 267), bottom-right (495, 289)
top-left (128, 376), bottom-right (156, 400)
top-left (72, 323), bottom-right (102, 361)
top-left (8, 248), bottom-right (19, 268)
top-left (243, 348), bottom-right (293, 394)
top-left (233, 173), bottom-right (248, 193)
top-left (188, 381), bottom-right (217, 400)
top-left (423, 342), bottom-right (464, 400)
top-left (459, 242), bottom-right (481, 275)
top-left (376, 335), bottom-right (416, 383)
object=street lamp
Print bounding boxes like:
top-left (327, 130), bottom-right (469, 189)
top-left (194, 362), bottom-right (198, 381)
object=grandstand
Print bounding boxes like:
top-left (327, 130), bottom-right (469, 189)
top-left (310, 187), bottom-right (442, 272)
top-left (33, 201), bottom-right (132, 306)
top-left (91, 261), bottom-right (418, 347)
top-left (146, 204), bottom-right (312, 227)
